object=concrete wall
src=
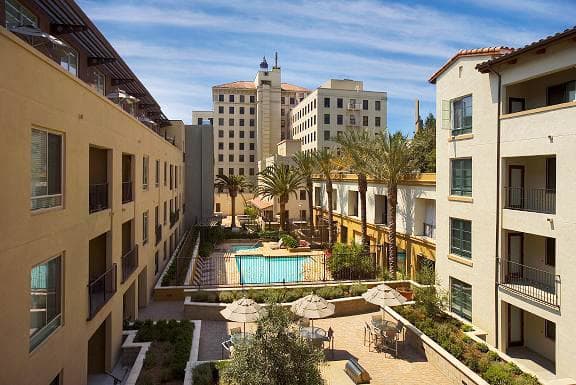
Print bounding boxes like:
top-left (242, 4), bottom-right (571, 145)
top-left (185, 124), bottom-right (214, 226)
top-left (0, 28), bottom-right (184, 385)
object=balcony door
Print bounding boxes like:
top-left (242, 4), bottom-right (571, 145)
top-left (508, 304), bottom-right (524, 347)
top-left (508, 166), bottom-right (524, 209)
top-left (507, 233), bottom-right (524, 279)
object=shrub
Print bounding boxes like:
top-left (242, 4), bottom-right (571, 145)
top-left (193, 362), bottom-right (217, 385)
top-left (328, 243), bottom-right (375, 280)
top-left (280, 234), bottom-right (299, 248)
top-left (483, 362), bottom-right (515, 384)
top-left (315, 285), bottom-right (345, 300)
top-left (188, 291), bottom-right (212, 302)
top-left (217, 291), bottom-right (237, 303)
top-left (349, 283), bottom-right (368, 297)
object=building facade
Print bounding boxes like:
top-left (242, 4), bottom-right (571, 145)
top-left (432, 28), bottom-right (576, 380)
top-left (290, 79), bottom-right (387, 153)
top-left (185, 122), bottom-right (214, 227)
top-left (0, 1), bottom-right (185, 384)
top-left (312, 174), bottom-right (436, 278)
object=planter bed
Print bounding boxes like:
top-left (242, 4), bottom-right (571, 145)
top-left (126, 320), bottom-right (194, 385)
top-left (389, 305), bottom-right (540, 385)
top-left (192, 361), bottom-right (229, 385)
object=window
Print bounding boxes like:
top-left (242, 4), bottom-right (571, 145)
top-left (218, 142), bottom-right (224, 150)
top-left (169, 165), bottom-right (173, 189)
top-left (218, 106), bottom-right (224, 113)
top-left (155, 160), bottom-right (160, 186)
top-left (164, 162), bottom-right (167, 185)
top-left (229, 118), bottom-right (234, 126)
top-left (250, 107), bottom-right (255, 115)
top-left (239, 143), bottom-right (244, 150)
top-left (324, 114), bottom-right (330, 124)
top-left (250, 143), bottom-right (255, 150)
top-left (363, 116), bottom-right (368, 126)
top-left (30, 255), bottom-right (62, 351)
top-left (60, 49), bottom-right (78, 76)
top-left (215, 202), bottom-right (221, 212)
top-left (547, 81), bottom-right (575, 106)
top-left (229, 94), bottom-right (234, 102)
top-left (281, 97), bottom-right (286, 104)
top-left (218, 94), bottom-right (224, 102)
top-left (229, 154), bottom-right (234, 162)
top-left (240, 95), bottom-right (245, 103)
top-left (240, 119), bottom-right (245, 126)
top-left (545, 237), bottom-right (556, 267)
top-left (240, 107), bottom-right (245, 114)
top-left (142, 156), bottom-right (149, 190)
top-left (6, 0), bottom-right (37, 28)
top-left (375, 100), bottom-right (381, 111)
top-left (452, 95), bottom-right (473, 135)
top-left (229, 168), bottom-right (234, 175)
top-left (300, 190), bottom-right (307, 200)
top-left (229, 143), bottom-right (234, 150)
top-left (218, 129), bottom-right (224, 138)
top-left (324, 131), bottom-right (330, 140)
top-left (290, 97), bottom-right (295, 105)
top-left (451, 159), bottom-right (472, 196)
top-left (163, 201), bottom-right (167, 224)
top-left (546, 157), bottom-right (556, 191)
top-left (143, 211), bottom-right (149, 244)
top-left (249, 168), bottom-right (255, 176)
top-left (92, 70), bottom-right (105, 95)
top-left (239, 131), bottom-right (245, 138)
top-left (218, 118), bottom-right (224, 126)
top-left (250, 96), bottom-right (255, 103)
top-left (450, 218), bottom-right (472, 259)
top-left (545, 320), bottom-right (556, 340)
top-left (31, 129), bottom-right (63, 211)
top-left (239, 154), bottom-right (244, 162)
top-left (375, 117), bottom-right (381, 127)
top-left (450, 278), bottom-right (472, 321)
top-left (218, 154), bottom-right (223, 162)
top-left (249, 155), bottom-right (255, 162)
top-left (229, 130), bottom-right (234, 138)
top-left (239, 168), bottom-right (244, 175)
top-left (154, 251), bottom-right (159, 274)
top-left (337, 98), bottom-right (343, 108)
top-left (337, 115), bottom-right (343, 125)
top-left (300, 210), bottom-right (307, 220)
top-left (362, 100), bottom-right (368, 110)
top-left (229, 106), bottom-right (234, 114)
top-left (324, 97), bottom-right (330, 108)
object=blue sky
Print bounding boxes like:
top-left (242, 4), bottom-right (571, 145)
top-left (79, 0), bottom-right (575, 136)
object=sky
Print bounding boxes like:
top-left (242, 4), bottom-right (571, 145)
top-left (78, 0), bottom-right (575, 136)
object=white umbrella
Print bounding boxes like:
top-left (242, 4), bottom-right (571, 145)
top-left (220, 297), bottom-right (263, 334)
top-left (291, 294), bottom-right (335, 332)
top-left (362, 284), bottom-right (407, 322)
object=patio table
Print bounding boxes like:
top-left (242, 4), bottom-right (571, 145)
top-left (300, 326), bottom-right (330, 342)
top-left (371, 319), bottom-right (397, 333)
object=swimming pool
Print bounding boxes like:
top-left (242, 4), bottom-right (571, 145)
top-left (229, 243), bottom-right (261, 252)
top-left (235, 255), bottom-right (311, 284)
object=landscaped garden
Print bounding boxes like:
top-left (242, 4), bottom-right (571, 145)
top-left (127, 320), bottom-right (194, 385)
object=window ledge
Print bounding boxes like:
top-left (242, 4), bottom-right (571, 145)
top-left (448, 254), bottom-right (473, 267)
top-left (31, 205), bottom-right (64, 216)
top-left (448, 133), bottom-right (474, 142)
top-left (448, 195), bottom-right (473, 203)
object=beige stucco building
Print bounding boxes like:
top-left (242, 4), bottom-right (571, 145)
top-left (432, 28), bottom-right (576, 381)
top-left (0, 1), bottom-right (185, 384)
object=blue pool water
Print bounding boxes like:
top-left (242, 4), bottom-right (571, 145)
top-left (229, 244), bottom-right (261, 252)
top-left (235, 255), bottom-right (311, 284)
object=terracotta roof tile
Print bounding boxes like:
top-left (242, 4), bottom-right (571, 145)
top-left (213, 81), bottom-right (308, 92)
top-left (428, 47), bottom-right (514, 83)
top-left (281, 83), bottom-right (309, 92)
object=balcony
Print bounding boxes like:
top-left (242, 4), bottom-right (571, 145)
top-left (121, 246), bottom-right (138, 283)
top-left (88, 264), bottom-right (117, 320)
top-left (504, 187), bottom-right (555, 214)
top-left (122, 181), bottom-right (133, 204)
top-left (89, 183), bottom-right (108, 213)
top-left (347, 102), bottom-right (361, 111)
top-left (155, 225), bottom-right (162, 245)
top-left (498, 258), bottom-right (559, 307)
top-left (122, 154), bottom-right (134, 204)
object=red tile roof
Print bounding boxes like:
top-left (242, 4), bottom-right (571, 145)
top-left (213, 81), bottom-right (308, 92)
top-left (477, 26), bottom-right (576, 73)
top-left (428, 47), bottom-right (514, 83)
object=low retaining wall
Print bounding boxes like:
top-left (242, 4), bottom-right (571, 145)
top-left (385, 307), bottom-right (489, 385)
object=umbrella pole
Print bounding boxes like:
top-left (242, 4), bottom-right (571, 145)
top-left (243, 322), bottom-right (246, 336)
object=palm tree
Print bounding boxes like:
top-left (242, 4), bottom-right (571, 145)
top-left (215, 174), bottom-right (249, 228)
top-left (313, 149), bottom-right (337, 245)
top-left (365, 130), bottom-right (414, 276)
top-left (256, 164), bottom-right (303, 231)
top-left (335, 128), bottom-right (373, 250)
top-left (292, 151), bottom-right (317, 232)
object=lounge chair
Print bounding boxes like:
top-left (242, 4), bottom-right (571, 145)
top-left (270, 239), bottom-right (284, 250)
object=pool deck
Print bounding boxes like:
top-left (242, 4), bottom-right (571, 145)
top-left (234, 241), bottom-right (324, 257)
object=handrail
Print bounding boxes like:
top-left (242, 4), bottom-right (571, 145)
top-left (88, 263), bottom-right (117, 319)
top-left (121, 246), bottom-right (138, 282)
top-left (89, 182), bottom-right (108, 213)
top-left (504, 186), bottom-right (555, 214)
top-left (498, 258), bottom-right (559, 307)
top-left (104, 371), bottom-right (122, 385)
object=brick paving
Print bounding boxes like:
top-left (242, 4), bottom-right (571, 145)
top-left (198, 311), bottom-right (452, 385)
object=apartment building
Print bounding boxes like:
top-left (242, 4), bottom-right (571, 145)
top-left (0, 1), bottom-right (185, 384)
top-left (312, 174), bottom-right (436, 278)
top-left (290, 79), bottom-right (387, 153)
top-left (432, 28), bottom-right (576, 380)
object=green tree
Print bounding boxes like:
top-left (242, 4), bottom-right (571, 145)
top-left (313, 149), bottom-right (337, 244)
top-left (215, 174), bottom-right (249, 228)
top-left (328, 242), bottom-right (375, 280)
top-left (221, 304), bottom-right (324, 385)
top-left (256, 164), bottom-right (303, 231)
top-left (292, 151), bottom-right (317, 232)
top-left (366, 130), bottom-right (415, 276)
top-left (335, 128), bottom-right (374, 250)
top-left (412, 113), bottom-right (436, 173)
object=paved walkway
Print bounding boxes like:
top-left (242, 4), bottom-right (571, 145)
top-left (137, 300), bottom-right (185, 320)
top-left (198, 311), bottom-right (452, 385)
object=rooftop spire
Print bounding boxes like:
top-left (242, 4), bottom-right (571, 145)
top-left (259, 56), bottom-right (268, 70)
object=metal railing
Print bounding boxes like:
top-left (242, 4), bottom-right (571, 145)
top-left (155, 225), bottom-right (162, 245)
top-left (347, 103), bottom-right (361, 110)
top-left (197, 252), bottom-right (378, 288)
top-left (504, 187), bottom-right (555, 214)
top-left (88, 264), bottom-right (117, 320)
top-left (498, 258), bottom-right (559, 307)
top-left (121, 246), bottom-right (138, 283)
top-left (89, 183), bottom-right (108, 213)
top-left (423, 222), bottom-right (435, 239)
top-left (122, 181), bottom-right (133, 203)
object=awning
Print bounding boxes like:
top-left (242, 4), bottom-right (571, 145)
top-left (248, 197), bottom-right (273, 210)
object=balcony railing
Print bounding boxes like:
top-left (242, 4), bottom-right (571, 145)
top-left (155, 225), bottom-right (162, 245)
top-left (122, 181), bottom-right (133, 203)
top-left (88, 264), bottom-right (117, 320)
top-left (423, 222), bottom-right (435, 239)
top-left (498, 258), bottom-right (559, 307)
top-left (504, 187), bottom-right (555, 214)
top-left (121, 246), bottom-right (138, 283)
top-left (89, 183), bottom-right (108, 213)
top-left (347, 103), bottom-right (361, 110)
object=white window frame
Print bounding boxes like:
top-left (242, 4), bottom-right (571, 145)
top-left (31, 128), bottom-right (64, 211)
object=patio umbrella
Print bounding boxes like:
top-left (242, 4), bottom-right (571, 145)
top-left (291, 294), bottom-right (335, 332)
top-left (220, 297), bottom-right (263, 334)
top-left (362, 284), bottom-right (407, 321)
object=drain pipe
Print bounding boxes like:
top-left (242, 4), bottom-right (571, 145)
top-left (489, 67), bottom-right (502, 349)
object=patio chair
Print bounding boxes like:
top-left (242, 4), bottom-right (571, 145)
top-left (363, 321), bottom-right (371, 346)
top-left (382, 329), bottom-right (399, 358)
top-left (326, 327), bottom-right (335, 358)
top-left (368, 325), bottom-right (382, 352)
